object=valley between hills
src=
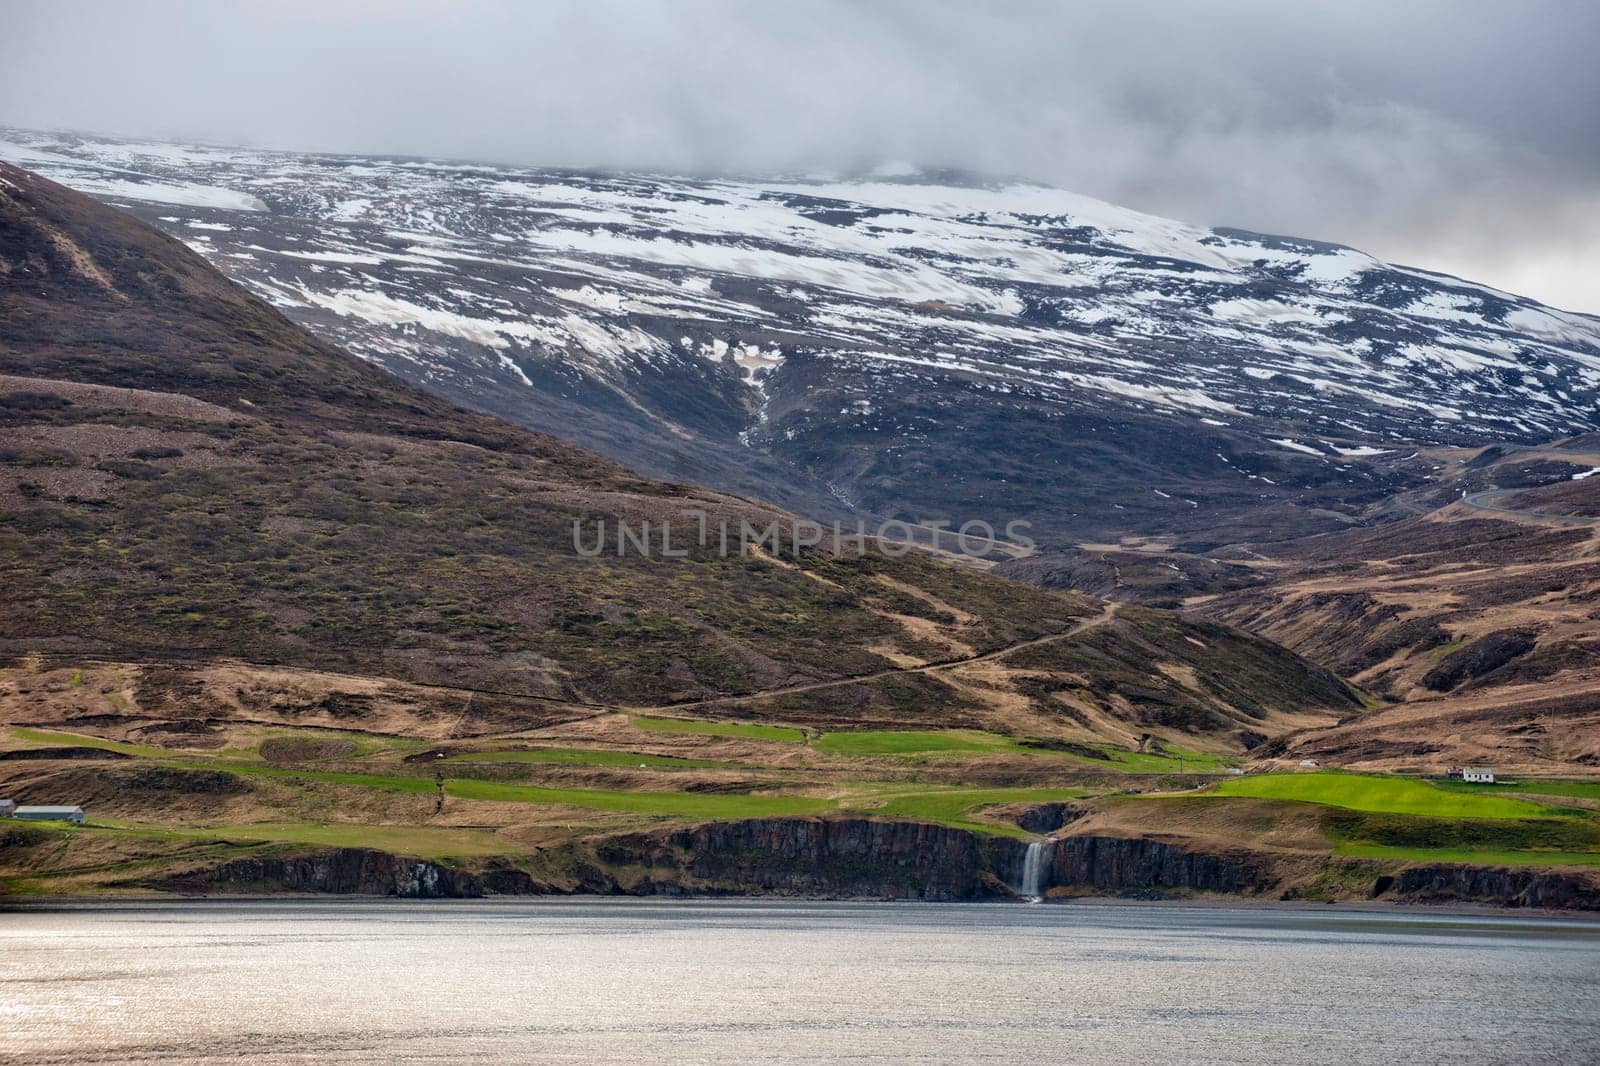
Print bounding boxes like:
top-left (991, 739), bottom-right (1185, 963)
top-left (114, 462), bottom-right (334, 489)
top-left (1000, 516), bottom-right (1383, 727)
top-left (4, 160), bottom-right (1600, 908)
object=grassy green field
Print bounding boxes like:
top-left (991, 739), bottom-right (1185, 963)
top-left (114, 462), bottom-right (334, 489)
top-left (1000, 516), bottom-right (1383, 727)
top-left (444, 747), bottom-right (734, 770)
top-left (7, 725), bottom-right (1098, 833)
top-left (1335, 843), bottom-right (1600, 868)
top-left (850, 787), bottom-right (1095, 837)
top-left (1323, 806), bottom-right (1600, 858)
top-left (11, 726), bottom-right (173, 760)
top-left (1210, 773), bottom-right (1571, 820)
top-left (191, 760), bottom-right (438, 794)
top-left (184, 759), bottom-right (833, 820)
top-left (812, 729), bottom-right (1236, 774)
top-left (1433, 778), bottom-right (1600, 802)
top-left (630, 716), bottom-right (806, 743)
top-left (91, 820), bottom-right (510, 858)
top-left (18, 718), bottom-right (1600, 884)
top-left (445, 778), bottom-right (830, 819)
top-left (1091, 745), bottom-right (1236, 774)
top-left (13, 725), bottom-right (431, 765)
top-left (815, 729), bottom-right (1025, 756)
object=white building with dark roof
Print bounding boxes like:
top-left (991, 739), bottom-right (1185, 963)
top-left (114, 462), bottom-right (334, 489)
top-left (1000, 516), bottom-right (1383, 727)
top-left (11, 805), bottom-right (85, 824)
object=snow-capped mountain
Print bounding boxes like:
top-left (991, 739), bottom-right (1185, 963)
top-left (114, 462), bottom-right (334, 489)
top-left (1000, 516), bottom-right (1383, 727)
top-left (7, 127), bottom-right (1598, 545)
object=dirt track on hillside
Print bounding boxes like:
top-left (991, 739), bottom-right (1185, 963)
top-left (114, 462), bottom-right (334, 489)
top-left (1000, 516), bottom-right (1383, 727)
top-left (633, 602), bottom-right (1120, 713)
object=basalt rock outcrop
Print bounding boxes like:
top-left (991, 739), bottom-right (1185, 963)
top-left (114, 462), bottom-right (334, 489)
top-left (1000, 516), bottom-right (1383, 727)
top-left (119, 820), bottom-right (1600, 909)
top-left (155, 848), bottom-right (482, 898)
top-left (1045, 835), bottom-right (1266, 897)
top-left (1393, 863), bottom-right (1600, 909)
top-left (593, 820), bottom-right (1274, 901)
top-left (1012, 802), bottom-right (1089, 835)
top-left (597, 817), bottom-right (1022, 901)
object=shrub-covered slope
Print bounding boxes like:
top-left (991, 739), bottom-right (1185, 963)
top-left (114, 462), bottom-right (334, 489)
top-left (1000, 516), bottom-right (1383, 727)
top-left (0, 162), bottom-right (1081, 708)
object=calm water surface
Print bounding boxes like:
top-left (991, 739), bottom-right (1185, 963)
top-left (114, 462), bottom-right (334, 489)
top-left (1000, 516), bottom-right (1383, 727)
top-left (2, 899), bottom-right (1598, 1064)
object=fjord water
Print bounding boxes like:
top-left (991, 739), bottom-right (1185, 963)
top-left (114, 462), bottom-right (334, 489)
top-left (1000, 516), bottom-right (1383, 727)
top-left (3, 901), bottom-right (1598, 1064)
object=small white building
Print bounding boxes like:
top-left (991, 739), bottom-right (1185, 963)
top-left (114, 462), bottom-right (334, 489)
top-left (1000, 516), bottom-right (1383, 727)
top-left (11, 805), bottom-right (85, 824)
top-left (1461, 768), bottom-right (1495, 784)
top-left (1298, 759), bottom-right (1319, 768)
top-left (0, 798), bottom-right (15, 817)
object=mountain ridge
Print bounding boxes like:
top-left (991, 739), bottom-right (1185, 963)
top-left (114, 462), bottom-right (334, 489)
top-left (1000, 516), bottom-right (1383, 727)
top-left (6, 127), bottom-right (1596, 548)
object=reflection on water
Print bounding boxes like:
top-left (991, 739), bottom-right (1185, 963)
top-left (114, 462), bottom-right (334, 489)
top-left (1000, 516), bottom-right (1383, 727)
top-left (2, 899), bottom-right (1598, 1064)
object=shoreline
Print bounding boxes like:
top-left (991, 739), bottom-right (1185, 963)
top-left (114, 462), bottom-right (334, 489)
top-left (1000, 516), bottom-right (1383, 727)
top-left (6, 891), bottom-right (1600, 922)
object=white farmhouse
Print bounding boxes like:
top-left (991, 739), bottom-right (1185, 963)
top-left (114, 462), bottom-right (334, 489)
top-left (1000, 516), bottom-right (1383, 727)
top-left (1461, 768), bottom-right (1495, 784)
top-left (11, 805), bottom-right (86, 824)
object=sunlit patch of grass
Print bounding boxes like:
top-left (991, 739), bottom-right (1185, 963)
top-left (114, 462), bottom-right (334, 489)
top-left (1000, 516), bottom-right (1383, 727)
top-left (812, 730), bottom-right (1237, 774)
top-left (9, 726), bottom-right (171, 759)
top-left (844, 785), bottom-right (1096, 837)
top-left (1432, 778), bottom-right (1600, 802)
top-left (444, 747), bottom-right (734, 769)
top-left (185, 760), bottom-right (439, 794)
top-left (184, 758), bottom-right (829, 820)
top-left (442, 777), bottom-right (830, 819)
top-left (1322, 807), bottom-right (1600, 858)
top-left (814, 729), bottom-right (1024, 756)
top-left (1210, 772), bottom-right (1567, 820)
top-left (1088, 745), bottom-right (1236, 773)
top-left (630, 715), bottom-right (805, 743)
top-left (1334, 843), bottom-right (1600, 867)
top-left (91, 819), bottom-right (509, 858)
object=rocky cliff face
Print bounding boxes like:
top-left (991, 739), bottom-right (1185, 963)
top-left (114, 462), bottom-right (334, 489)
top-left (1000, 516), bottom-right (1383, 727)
top-left (599, 817), bottom-right (1021, 901)
top-left (1011, 801), bottom-right (1089, 835)
top-left (146, 820), bottom-right (1026, 901)
top-left (1042, 835), bottom-right (1267, 897)
top-left (135, 821), bottom-right (1600, 910)
top-left (1394, 864), bottom-right (1600, 909)
top-left (157, 848), bottom-right (482, 898)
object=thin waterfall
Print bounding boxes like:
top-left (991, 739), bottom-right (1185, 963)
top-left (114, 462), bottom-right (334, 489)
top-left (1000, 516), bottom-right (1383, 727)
top-left (1017, 839), bottom-right (1053, 901)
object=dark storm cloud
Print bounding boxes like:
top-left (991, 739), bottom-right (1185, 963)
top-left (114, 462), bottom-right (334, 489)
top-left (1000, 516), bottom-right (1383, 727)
top-left (3, 0), bottom-right (1597, 311)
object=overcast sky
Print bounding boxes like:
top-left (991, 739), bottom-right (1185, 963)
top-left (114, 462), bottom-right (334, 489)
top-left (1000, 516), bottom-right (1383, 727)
top-left (4, 0), bottom-right (1597, 312)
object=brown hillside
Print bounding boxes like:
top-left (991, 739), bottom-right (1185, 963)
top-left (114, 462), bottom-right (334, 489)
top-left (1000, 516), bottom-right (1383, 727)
top-left (0, 163), bottom-right (1354, 751)
top-left (1190, 448), bottom-right (1600, 769)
